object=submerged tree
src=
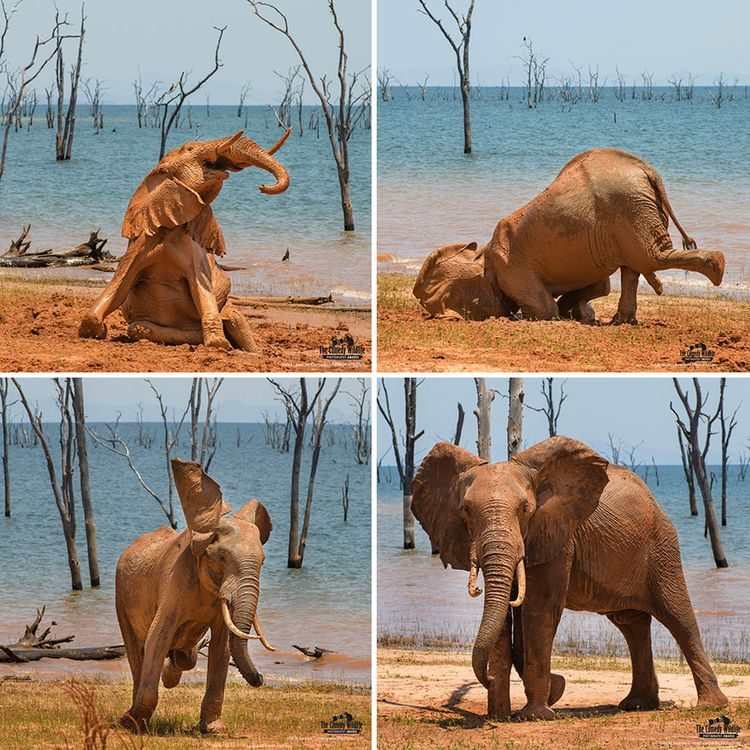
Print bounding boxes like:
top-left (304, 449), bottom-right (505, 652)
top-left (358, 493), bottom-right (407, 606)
top-left (417, 0), bottom-right (475, 154)
top-left (54, 6), bottom-right (85, 161)
top-left (250, 0), bottom-right (371, 231)
top-left (0, 378), bottom-right (12, 517)
top-left (347, 378), bottom-right (371, 465)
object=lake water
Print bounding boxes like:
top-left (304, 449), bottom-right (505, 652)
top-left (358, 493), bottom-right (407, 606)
top-left (378, 464), bottom-right (750, 663)
top-left (0, 422), bottom-right (371, 685)
top-left (378, 87), bottom-right (750, 296)
top-left (0, 105), bottom-right (371, 305)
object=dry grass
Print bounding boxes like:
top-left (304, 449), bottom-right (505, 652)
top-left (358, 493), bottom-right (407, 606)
top-left (377, 273), bottom-right (750, 372)
top-left (0, 677), bottom-right (370, 749)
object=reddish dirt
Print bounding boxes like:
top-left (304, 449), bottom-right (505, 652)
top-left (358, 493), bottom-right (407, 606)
top-left (0, 281), bottom-right (371, 373)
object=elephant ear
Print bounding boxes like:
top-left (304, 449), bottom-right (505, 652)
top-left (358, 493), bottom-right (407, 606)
top-left (122, 171), bottom-right (206, 240)
top-left (234, 499), bottom-right (273, 545)
top-left (512, 437), bottom-right (609, 567)
top-left (171, 458), bottom-right (232, 555)
top-left (411, 442), bottom-right (486, 571)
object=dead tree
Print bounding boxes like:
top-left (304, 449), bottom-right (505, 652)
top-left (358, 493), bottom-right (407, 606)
top-left (268, 378), bottom-right (341, 568)
top-left (133, 73), bottom-right (157, 128)
top-left (269, 66), bottom-right (301, 128)
top-left (416, 73), bottom-right (430, 101)
top-left (237, 81), bottom-right (251, 117)
top-left (189, 377), bottom-right (223, 471)
top-left (250, 1), bottom-right (370, 231)
top-left (377, 379), bottom-right (424, 549)
top-left (12, 378), bottom-right (84, 590)
top-left (377, 67), bottom-right (392, 101)
top-left (54, 6), bottom-right (84, 161)
top-left (710, 73), bottom-right (725, 109)
top-left (676, 427), bottom-right (698, 516)
top-left (670, 379), bottom-right (728, 568)
top-left (341, 473), bottom-right (350, 522)
top-left (474, 378), bottom-right (494, 461)
top-left (154, 25), bottom-right (225, 159)
top-left (0, 378), bottom-right (12, 517)
top-left (527, 378), bottom-right (567, 437)
top-left (453, 402), bottom-right (465, 446)
top-left (71, 378), bottom-right (99, 587)
top-left (717, 378), bottom-right (738, 527)
top-left (507, 378), bottom-right (524, 458)
top-left (607, 433), bottom-right (623, 464)
top-left (1, 13), bottom-right (73, 179)
top-left (518, 36), bottom-right (548, 108)
top-left (417, 0), bottom-right (475, 153)
top-left (346, 378), bottom-right (370, 465)
top-left (81, 77), bottom-right (104, 134)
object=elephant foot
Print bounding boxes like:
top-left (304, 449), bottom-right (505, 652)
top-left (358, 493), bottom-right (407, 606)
top-left (512, 703), bottom-right (555, 721)
top-left (199, 718), bottom-right (227, 735)
top-left (705, 252), bottom-right (725, 287)
top-left (222, 307), bottom-right (258, 352)
top-left (79, 314), bottom-right (107, 340)
top-left (618, 692), bottom-right (660, 711)
top-left (549, 673), bottom-right (566, 706)
top-left (487, 690), bottom-right (512, 721)
top-left (696, 687), bottom-right (729, 708)
top-left (204, 333), bottom-right (231, 351)
top-left (610, 312), bottom-right (637, 326)
top-left (120, 712), bottom-right (148, 733)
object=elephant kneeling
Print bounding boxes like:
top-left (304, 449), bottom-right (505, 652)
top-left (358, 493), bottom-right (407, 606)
top-left (116, 459), bottom-right (275, 733)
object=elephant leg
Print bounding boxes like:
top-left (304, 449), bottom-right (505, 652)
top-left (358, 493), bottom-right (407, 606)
top-left (128, 320), bottom-right (203, 346)
top-left (199, 622), bottom-right (231, 734)
top-left (500, 269), bottom-right (558, 320)
top-left (487, 610), bottom-right (513, 720)
top-left (649, 246), bottom-right (724, 287)
top-left (162, 646), bottom-right (198, 689)
top-left (513, 559), bottom-right (571, 720)
top-left (119, 617), bottom-right (144, 706)
top-left (557, 277), bottom-right (610, 324)
top-left (606, 610), bottom-right (660, 710)
top-left (79, 235), bottom-right (152, 340)
top-left (221, 304), bottom-right (258, 353)
top-left (611, 266), bottom-right (640, 325)
top-left (121, 616), bottom-right (175, 731)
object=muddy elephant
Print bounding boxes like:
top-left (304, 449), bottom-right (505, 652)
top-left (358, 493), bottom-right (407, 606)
top-left (79, 128), bottom-right (291, 351)
top-left (413, 149), bottom-right (725, 324)
top-left (411, 436), bottom-right (727, 720)
top-left (116, 458), bottom-right (275, 733)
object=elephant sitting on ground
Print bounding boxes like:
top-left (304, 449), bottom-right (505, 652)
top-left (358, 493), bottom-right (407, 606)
top-left (79, 128), bottom-right (291, 351)
top-left (413, 149), bottom-right (725, 324)
top-left (411, 436), bottom-right (728, 720)
top-left (116, 458), bottom-right (275, 733)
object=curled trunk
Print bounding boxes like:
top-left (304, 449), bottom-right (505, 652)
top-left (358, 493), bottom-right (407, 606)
top-left (223, 135), bottom-right (290, 195)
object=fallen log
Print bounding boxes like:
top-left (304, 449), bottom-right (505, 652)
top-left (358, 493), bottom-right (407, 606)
top-left (0, 228), bottom-right (115, 268)
top-left (0, 645), bottom-right (125, 663)
top-left (230, 294), bottom-right (335, 306)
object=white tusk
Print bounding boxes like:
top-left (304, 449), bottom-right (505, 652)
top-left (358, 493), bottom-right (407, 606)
top-left (509, 559), bottom-right (526, 608)
top-left (221, 599), bottom-right (256, 640)
top-left (467, 561), bottom-right (482, 598)
top-left (253, 614), bottom-right (277, 652)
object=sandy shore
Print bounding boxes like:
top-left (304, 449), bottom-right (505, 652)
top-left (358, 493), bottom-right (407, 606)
top-left (0, 277), bottom-right (371, 372)
top-left (378, 273), bottom-right (750, 372)
top-left (378, 647), bottom-right (750, 749)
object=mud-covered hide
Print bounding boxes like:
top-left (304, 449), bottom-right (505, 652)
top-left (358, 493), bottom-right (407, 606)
top-left (412, 242), bottom-right (508, 320)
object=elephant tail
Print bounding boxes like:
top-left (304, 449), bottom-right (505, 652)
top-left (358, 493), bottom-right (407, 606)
top-left (645, 168), bottom-right (696, 250)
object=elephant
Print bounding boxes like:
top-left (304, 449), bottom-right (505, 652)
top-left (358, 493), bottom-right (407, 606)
top-left (413, 149), bottom-right (725, 324)
top-left (116, 458), bottom-right (275, 733)
top-left (79, 128), bottom-right (291, 351)
top-left (411, 436), bottom-right (728, 721)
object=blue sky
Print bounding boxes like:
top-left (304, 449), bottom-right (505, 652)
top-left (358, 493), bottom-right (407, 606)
top-left (379, 0), bottom-right (750, 86)
top-left (377, 377), bottom-right (748, 465)
top-left (5, 377), bottom-right (367, 424)
top-left (2, 0), bottom-right (371, 104)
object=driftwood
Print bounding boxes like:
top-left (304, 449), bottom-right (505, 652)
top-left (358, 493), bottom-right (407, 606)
top-left (292, 644), bottom-right (334, 659)
top-left (231, 294), bottom-right (335, 306)
top-left (0, 229), bottom-right (115, 268)
top-left (0, 606), bottom-right (125, 663)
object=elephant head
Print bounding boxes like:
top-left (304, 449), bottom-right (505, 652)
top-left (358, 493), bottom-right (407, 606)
top-left (123, 128), bottom-right (291, 255)
top-left (172, 458), bottom-right (274, 687)
top-left (411, 437), bottom-right (609, 689)
top-left (413, 242), bottom-right (513, 320)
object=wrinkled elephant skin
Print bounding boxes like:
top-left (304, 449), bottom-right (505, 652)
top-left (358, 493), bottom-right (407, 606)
top-left (413, 149), bottom-right (725, 324)
top-left (411, 436), bottom-right (728, 720)
top-left (79, 129), bottom-right (291, 351)
top-left (116, 459), bottom-right (274, 733)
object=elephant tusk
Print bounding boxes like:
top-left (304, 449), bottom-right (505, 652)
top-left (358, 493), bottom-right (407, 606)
top-left (221, 599), bottom-right (260, 641)
top-left (267, 126), bottom-right (292, 155)
top-left (509, 559), bottom-right (526, 608)
top-left (253, 614), bottom-right (277, 652)
top-left (467, 561), bottom-right (482, 598)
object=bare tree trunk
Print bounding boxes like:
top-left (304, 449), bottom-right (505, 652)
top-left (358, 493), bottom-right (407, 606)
top-left (473, 378), bottom-right (494, 461)
top-left (0, 379), bottom-right (10, 518)
top-left (453, 402), bottom-right (465, 446)
top-left (718, 378), bottom-right (736, 527)
top-left (403, 378), bottom-right (425, 550)
top-left (677, 427), bottom-right (698, 515)
top-left (507, 379), bottom-right (524, 459)
top-left (72, 379), bottom-right (99, 587)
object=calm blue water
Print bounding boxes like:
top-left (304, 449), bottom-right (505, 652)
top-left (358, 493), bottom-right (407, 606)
top-left (378, 463), bottom-right (750, 661)
top-left (0, 421), bottom-right (371, 683)
top-left (0, 105), bottom-right (371, 304)
top-left (379, 87), bottom-right (750, 293)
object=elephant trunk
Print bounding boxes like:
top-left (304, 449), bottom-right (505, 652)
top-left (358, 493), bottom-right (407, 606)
top-left (471, 535), bottom-right (523, 689)
top-left (223, 134), bottom-right (290, 196)
top-left (224, 566), bottom-right (264, 688)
